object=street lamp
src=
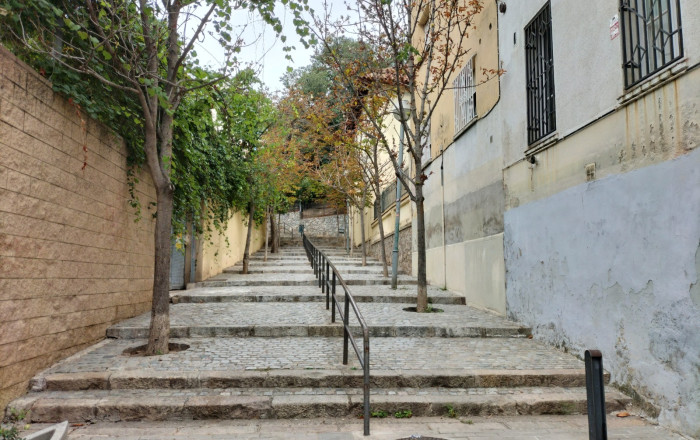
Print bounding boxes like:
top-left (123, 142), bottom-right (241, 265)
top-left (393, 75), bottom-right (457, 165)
top-left (390, 92), bottom-right (411, 289)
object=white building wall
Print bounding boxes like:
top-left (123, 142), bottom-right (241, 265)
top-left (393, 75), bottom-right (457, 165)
top-left (499, 1), bottom-right (700, 436)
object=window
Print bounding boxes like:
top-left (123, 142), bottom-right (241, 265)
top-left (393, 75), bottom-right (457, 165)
top-left (454, 56), bottom-right (476, 134)
top-left (620, 0), bottom-right (683, 88)
top-left (525, 3), bottom-right (556, 145)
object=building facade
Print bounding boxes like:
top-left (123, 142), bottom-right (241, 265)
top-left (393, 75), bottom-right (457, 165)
top-left (358, 0), bottom-right (699, 435)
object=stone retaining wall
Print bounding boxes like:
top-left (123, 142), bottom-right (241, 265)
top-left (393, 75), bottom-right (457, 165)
top-left (0, 46), bottom-right (156, 410)
top-left (279, 212), bottom-right (347, 239)
top-left (366, 225), bottom-right (411, 275)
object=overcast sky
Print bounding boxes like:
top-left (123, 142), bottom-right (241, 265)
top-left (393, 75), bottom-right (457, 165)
top-left (192, 0), bottom-right (347, 94)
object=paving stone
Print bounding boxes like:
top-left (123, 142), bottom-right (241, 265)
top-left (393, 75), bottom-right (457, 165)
top-left (106, 303), bottom-right (528, 339)
top-left (46, 415), bottom-right (685, 440)
top-left (38, 337), bottom-right (583, 375)
top-left (9, 242), bottom-right (648, 435)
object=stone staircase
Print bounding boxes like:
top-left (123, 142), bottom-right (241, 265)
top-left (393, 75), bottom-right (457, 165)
top-left (9, 239), bottom-right (631, 426)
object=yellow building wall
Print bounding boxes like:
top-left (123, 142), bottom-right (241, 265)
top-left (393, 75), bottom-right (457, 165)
top-left (195, 210), bottom-right (266, 281)
top-left (414, 1), bottom-right (500, 158)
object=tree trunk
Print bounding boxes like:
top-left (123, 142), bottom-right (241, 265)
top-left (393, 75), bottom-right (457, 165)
top-left (359, 196), bottom-right (367, 267)
top-left (414, 183), bottom-right (428, 312)
top-left (146, 183), bottom-right (174, 355)
top-left (376, 207), bottom-right (389, 277)
top-left (271, 209), bottom-right (279, 253)
top-left (264, 207), bottom-right (269, 262)
top-left (242, 200), bottom-right (255, 274)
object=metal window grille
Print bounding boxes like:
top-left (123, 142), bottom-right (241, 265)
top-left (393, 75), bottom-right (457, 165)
top-left (373, 178), bottom-right (407, 220)
top-left (525, 3), bottom-right (556, 145)
top-left (454, 56), bottom-right (476, 134)
top-left (620, 0), bottom-right (683, 88)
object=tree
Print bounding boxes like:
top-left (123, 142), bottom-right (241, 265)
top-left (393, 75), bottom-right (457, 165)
top-left (2, 0), bottom-right (311, 352)
top-left (310, 0), bottom-right (492, 311)
top-left (281, 37), bottom-right (394, 274)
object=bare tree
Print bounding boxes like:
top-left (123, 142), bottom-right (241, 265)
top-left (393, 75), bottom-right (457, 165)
top-left (310, 0), bottom-right (489, 311)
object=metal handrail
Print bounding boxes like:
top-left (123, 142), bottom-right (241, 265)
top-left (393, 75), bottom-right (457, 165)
top-left (302, 234), bottom-right (371, 436)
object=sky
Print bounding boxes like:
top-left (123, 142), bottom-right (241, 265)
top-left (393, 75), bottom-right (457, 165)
top-left (192, 0), bottom-right (347, 95)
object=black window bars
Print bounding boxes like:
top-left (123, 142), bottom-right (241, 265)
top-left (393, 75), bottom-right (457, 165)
top-left (525, 2), bottom-right (556, 145)
top-left (620, 0), bottom-right (683, 88)
top-left (302, 234), bottom-right (371, 436)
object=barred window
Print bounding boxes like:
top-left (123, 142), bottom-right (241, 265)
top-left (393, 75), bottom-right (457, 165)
top-left (525, 3), bottom-right (556, 145)
top-left (454, 56), bottom-right (476, 135)
top-left (620, 0), bottom-right (683, 88)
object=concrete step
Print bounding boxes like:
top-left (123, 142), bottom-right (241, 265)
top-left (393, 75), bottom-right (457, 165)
top-left (199, 274), bottom-right (418, 287)
top-left (170, 285), bottom-right (466, 306)
top-left (11, 387), bottom-right (631, 423)
top-left (171, 292), bottom-right (465, 305)
top-left (106, 303), bottom-right (530, 339)
top-left (28, 337), bottom-right (589, 382)
top-left (223, 266), bottom-right (386, 275)
top-left (31, 368), bottom-right (598, 392)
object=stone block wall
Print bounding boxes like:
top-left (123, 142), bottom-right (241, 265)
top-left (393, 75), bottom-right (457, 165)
top-left (0, 46), bottom-right (156, 410)
top-left (279, 212), bottom-right (346, 239)
top-left (366, 225), bottom-right (411, 275)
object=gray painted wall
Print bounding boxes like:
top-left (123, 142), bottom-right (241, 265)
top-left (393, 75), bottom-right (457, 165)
top-left (504, 148), bottom-right (700, 437)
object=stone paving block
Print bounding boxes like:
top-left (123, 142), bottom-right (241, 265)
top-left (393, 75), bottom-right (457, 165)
top-left (96, 396), bottom-right (186, 422)
top-left (272, 394), bottom-right (350, 418)
top-left (30, 398), bottom-right (99, 423)
top-left (198, 370), bottom-right (269, 389)
top-left (110, 371), bottom-right (200, 390)
top-left (187, 395), bottom-right (271, 420)
top-left (43, 372), bottom-right (111, 391)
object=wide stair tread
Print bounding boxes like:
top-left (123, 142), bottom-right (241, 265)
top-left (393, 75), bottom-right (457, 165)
top-left (106, 303), bottom-right (530, 338)
top-left (13, 386), bottom-right (630, 423)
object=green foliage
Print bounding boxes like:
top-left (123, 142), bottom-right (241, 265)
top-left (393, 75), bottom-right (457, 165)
top-left (445, 404), bottom-right (457, 418)
top-left (1, 407), bottom-right (29, 440)
top-left (370, 409), bottom-right (388, 418)
top-left (0, 0), bottom-right (312, 234)
top-left (0, 426), bottom-right (21, 440)
top-left (394, 409), bottom-right (413, 418)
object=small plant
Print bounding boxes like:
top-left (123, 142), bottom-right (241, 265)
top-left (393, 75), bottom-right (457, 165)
top-left (445, 404), bottom-right (457, 418)
top-left (1, 407), bottom-right (29, 440)
top-left (5, 409), bottom-right (28, 424)
top-left (370, 409), bottom-right (388, 418)
top-left (462, 419), bottom-right (474, 425)
top-left (0, 426), bottom-right (21, 440)
top-left (394, 409), bottom-right (413, 419)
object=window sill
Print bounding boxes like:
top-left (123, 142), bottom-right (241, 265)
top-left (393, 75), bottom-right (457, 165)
top-left (618, 59), bottom-right (688, 106)
top-left (453, 116), bottom-right (479, 142)
top-left (525, 131), bottom-right (559, 157)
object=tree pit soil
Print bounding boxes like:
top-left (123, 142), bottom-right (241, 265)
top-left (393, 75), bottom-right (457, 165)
top-left (122, 343), bottom-right (190, 357)
top-left (402, 306), bottom-right (444, 313)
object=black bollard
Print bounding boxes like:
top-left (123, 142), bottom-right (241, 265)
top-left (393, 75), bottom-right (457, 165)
top-left (585, 349), bottom-right (607, 440)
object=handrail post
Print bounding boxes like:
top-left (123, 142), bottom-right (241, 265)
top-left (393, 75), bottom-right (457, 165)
top-left (585, 350), bottom-right (607, 440)
top-left (331, 272), bottom-right (336, 317)
top-left (343, 290), bottom-right (350, 365)
top-left (303, 236), bottom-right (371, 436)
top-left (363, 330), bottom-right (370, 436)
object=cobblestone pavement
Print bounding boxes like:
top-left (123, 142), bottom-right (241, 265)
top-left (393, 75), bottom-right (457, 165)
top-left (107, 302), bottom-right (525, 334)
top-left (23, 415), bottom-right (688, 439)
top-left (204, 272), bottom-right (417, 285)
top-left (171, 285), bottom-right (463, 300)
top-left (40, 337), bottom-right (583, 374)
